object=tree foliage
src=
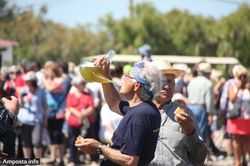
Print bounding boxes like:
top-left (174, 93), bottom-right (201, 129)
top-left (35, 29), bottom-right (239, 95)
top-left (0, 2), bottom-right (250, 67)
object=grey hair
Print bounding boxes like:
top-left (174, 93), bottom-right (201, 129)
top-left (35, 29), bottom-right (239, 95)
top-left (139, 61), bottom-right (162, 100)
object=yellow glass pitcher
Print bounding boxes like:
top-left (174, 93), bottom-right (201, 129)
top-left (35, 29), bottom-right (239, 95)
top-left (80, 50), bottom-right (114, 83)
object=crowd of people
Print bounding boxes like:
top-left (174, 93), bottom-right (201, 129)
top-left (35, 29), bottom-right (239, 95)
top-left (0, 45), bottom-right (249, 166)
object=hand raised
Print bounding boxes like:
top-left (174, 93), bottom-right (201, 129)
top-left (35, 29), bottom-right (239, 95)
top-left (94, 56), bottom-right (111, 78)
top-left (174, 107), bottom-right (195, 135)
top-left (2, 96), bottom-right (19, 115)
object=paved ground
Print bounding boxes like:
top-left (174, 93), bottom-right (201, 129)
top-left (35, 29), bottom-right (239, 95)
top-left (205, 156), bottom-right (234, 166)
top-left (41, 155), bottom-right (236, 166)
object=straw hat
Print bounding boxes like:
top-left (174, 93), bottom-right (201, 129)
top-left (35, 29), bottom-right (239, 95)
top-left (153, 60), bottom-right (184, 78)
top-left (162, 68), bottom-right (185, 78)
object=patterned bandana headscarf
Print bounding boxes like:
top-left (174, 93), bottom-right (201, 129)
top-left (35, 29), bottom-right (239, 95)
top-left (130, 61), bottom-right (153, 101)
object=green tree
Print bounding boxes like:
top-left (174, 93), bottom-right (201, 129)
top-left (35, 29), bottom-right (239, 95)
top-left (0, 0), bottom-right (15, 20)
top-left (1, 1), bottom-right (250, 68)
top-left (100, 3), bottom-right (176, 54)
top-left (214, 4), bottom-right (250, 67)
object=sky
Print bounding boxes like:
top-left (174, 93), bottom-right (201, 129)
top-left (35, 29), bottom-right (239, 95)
top-left (11, 0), bottom-right (243, 27)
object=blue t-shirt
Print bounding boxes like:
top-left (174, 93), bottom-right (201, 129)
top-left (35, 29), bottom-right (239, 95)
top-left (101, 101), bottom-right (161, 166)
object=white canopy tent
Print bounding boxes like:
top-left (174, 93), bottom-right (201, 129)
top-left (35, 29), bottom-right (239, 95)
top-left (82, 54), bottom-right (239, 65)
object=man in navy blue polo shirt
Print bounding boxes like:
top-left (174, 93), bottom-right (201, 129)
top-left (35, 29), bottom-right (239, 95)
top-left (75, 57), bottom-right (162, 166)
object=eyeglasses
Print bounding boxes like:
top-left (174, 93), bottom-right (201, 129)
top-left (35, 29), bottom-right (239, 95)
top-left (161, 78), bottom-right (175, 86)
top-left (122, 74), bottom-right (136, 82)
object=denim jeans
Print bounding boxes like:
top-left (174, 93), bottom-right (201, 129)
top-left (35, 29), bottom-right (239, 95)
top-left (188, 104), bottom-right (209, 140)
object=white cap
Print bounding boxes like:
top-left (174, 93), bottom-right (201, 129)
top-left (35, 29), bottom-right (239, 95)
top-left (71, 76), bottom-right (85, 85)
top-left (198, 62), bottom-right (211, 73)
top-left (9, 65), bottom-right (17, 73)
top-left (24, 71), bottom-right (37, 81)
top-left (172, 63), bottom-right (189, 72)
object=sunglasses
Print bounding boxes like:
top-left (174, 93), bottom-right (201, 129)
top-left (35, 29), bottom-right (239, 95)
top-left (239, 74), bottom-right (247, 79)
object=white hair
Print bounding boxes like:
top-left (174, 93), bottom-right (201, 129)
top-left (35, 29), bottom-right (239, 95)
top-left (140, 61), bottom-right (162, 99)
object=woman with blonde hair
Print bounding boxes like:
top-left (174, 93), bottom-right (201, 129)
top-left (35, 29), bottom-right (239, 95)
top-left (226, 65), bottom-right (250, 166)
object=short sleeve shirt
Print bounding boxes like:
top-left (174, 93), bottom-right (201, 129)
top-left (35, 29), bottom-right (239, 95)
top-left (66, 90), bottom-right (94, 127)
top-left (101, 101), bottom-right (161, 166)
